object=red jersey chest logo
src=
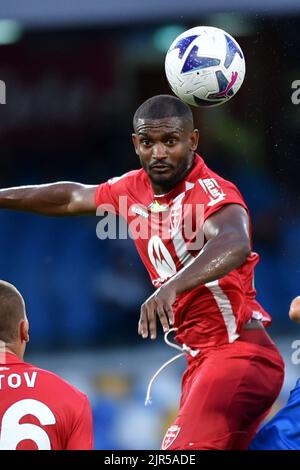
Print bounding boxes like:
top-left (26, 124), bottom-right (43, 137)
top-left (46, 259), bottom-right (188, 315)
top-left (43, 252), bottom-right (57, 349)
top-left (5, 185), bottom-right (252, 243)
top-left (198, 178), bottom-right (226, 206)
top-left (147, 236), bottom-right (177, 283)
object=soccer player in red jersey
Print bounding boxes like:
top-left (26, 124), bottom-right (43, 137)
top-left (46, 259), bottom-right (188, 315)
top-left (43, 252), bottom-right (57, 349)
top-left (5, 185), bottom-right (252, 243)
top-left (0, 280), bottom-right (94, 450)
top-left (0, 95), bottom-right (284, 449)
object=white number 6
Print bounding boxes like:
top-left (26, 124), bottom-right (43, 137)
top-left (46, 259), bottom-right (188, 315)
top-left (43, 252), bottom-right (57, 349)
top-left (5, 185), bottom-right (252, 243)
top-left (0, 399), bottom-right (56, 450)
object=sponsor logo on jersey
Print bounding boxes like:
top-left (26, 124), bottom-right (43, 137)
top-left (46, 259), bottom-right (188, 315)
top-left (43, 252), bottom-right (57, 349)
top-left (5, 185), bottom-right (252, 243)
top-left (148, 236), bottom-right (176, 281)
top-left (161, 425), bottom-right (181, 450)
top-left (130, 204), bottom-right (149, 218)
top-left (198, 178), bottom-right (226, 206)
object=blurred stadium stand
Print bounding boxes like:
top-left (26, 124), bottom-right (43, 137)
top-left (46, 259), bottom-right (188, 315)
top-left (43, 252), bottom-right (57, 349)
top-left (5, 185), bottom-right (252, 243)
top-left (1, 0), bottom-right (300, 27)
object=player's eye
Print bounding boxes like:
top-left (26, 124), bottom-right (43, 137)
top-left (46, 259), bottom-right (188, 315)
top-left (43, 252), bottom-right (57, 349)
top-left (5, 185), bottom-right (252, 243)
top-left (166, 138), bottom-right (177, 145)
top-left (141, 139), bottom-right (152, 146)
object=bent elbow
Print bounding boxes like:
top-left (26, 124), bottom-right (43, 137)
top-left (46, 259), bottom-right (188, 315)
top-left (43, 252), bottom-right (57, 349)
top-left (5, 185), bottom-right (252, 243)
top-left (235, 240), bottom-right (251, 264)
top-left (242, 243), bottom-right (251, 259)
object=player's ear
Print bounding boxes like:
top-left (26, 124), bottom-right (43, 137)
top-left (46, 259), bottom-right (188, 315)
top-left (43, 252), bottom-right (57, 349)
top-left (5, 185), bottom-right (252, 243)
top-left (131, 134), bottom-right (139, 156)
top-left (190, 129), bottom-right (199, 151)
top-left (20, 319), bottom-right (29, 343)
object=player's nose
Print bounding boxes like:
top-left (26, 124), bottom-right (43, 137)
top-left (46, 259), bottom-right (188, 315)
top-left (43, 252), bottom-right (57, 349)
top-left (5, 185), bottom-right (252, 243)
top-left (152, 143), bottom-right (168, 160)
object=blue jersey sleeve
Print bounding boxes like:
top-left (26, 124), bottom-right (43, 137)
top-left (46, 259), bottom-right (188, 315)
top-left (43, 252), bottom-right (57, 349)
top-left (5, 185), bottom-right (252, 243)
top-left (249, 378), bottom-right (300, 450)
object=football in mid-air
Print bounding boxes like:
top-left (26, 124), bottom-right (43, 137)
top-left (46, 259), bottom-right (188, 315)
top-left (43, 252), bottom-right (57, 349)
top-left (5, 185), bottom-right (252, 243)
top-left (165, 26), bottom-right (246, 107)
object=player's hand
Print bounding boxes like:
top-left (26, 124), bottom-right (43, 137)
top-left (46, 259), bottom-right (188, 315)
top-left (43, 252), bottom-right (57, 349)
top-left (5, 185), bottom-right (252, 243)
top-left (138, 284), bottom-right (176, 340)
top-left (289, 296), bottom-right (300, 323)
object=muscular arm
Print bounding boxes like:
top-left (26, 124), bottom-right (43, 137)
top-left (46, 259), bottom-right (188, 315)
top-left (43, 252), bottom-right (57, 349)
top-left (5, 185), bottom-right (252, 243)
top-left (139, 204), bottom-right (251, 339)
top-left (170, 203), bottom-right (251, 294)
top-left (0, 182), bottom-right (98, 215)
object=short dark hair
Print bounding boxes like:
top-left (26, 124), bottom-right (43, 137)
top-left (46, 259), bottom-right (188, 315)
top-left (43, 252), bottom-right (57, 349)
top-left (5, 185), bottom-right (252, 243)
top-left (0, 281), bottom-right (25, 343)
top-left (133, 94), bottom-right (194, 131)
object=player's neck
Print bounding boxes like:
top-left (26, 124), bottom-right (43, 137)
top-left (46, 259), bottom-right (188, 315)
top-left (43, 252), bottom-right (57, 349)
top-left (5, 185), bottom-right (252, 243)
top-left (151, 183), bottom-right (174, 195)
top-left (1, 343), bottom-right (23, 360)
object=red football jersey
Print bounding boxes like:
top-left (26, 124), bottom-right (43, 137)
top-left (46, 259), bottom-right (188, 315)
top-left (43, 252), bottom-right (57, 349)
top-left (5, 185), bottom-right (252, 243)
top-left (0, 353), bottom-right (93, 450)
top-left (95, 154), bottom-right (271, 349)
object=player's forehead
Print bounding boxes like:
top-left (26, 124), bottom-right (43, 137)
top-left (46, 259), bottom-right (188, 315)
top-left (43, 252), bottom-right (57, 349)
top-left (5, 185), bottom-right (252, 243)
top-left (135, 117), bottom-right (185, 136)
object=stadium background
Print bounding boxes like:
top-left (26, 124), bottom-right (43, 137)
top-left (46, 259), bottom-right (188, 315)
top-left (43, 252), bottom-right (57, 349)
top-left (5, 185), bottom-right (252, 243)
top-left (0, 0), bottom-right (300, 449)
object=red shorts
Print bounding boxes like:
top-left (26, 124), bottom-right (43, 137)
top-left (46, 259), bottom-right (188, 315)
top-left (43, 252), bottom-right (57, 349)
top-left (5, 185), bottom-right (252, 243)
top-left (161, 333), bottom-right (284, 450)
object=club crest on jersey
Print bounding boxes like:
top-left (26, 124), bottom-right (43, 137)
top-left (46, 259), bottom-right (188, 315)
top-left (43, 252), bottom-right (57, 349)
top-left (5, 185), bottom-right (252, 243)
top-left (162, 425), bottom-right (181, 450)
top-left (198, 178), bottom-right (226, 206)
top-left (148, 200), bottom-right (169, 213)
top-left (170, 205), bottom-right (182, 234)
